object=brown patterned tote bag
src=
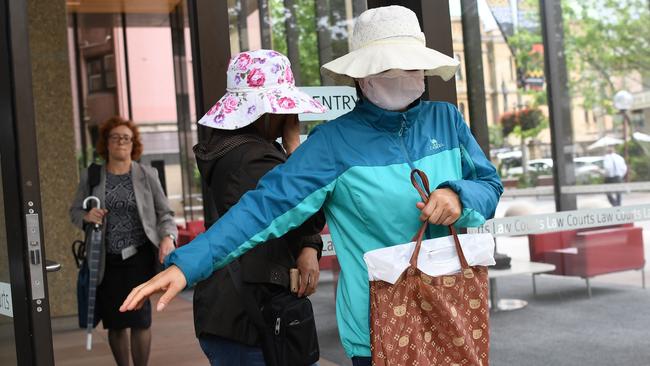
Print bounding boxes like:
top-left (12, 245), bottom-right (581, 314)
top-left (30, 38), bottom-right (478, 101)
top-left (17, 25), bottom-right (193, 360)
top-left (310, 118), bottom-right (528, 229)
top-left (368, 169), bottom-right (490, 366)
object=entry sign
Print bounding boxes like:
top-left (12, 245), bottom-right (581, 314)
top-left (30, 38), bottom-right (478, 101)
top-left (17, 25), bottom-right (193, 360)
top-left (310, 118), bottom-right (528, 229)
top-left (0, 282), bottom-right (12, 318)
top-left (298, 86), bottom-right (359, 122)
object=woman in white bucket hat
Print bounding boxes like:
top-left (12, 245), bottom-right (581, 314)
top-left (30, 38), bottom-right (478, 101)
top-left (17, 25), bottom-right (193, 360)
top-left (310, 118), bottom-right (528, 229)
top-left (122, 6), bottom-right (502, 366)
top-left (321, 5), bottom-right (459, 86)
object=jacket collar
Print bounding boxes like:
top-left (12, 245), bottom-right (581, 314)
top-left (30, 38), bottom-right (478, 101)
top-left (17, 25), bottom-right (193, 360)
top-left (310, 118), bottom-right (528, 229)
top-left (354, 98), bottom-right (424, 133)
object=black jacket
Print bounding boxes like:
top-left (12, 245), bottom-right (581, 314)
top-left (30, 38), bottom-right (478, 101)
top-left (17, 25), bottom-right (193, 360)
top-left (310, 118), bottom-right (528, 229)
top-left (192, 130), bottom-right (325, 346)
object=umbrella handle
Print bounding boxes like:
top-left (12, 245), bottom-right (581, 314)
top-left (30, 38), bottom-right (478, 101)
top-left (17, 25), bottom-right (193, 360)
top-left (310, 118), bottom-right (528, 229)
top-left (83, 196), bottom-right (103, 229)
top-left (83, 196), bottom-right (101, 210)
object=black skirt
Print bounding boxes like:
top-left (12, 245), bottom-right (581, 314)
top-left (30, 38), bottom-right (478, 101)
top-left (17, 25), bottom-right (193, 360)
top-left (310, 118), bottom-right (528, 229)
top-left (97, 244), bottom-right (156, 330)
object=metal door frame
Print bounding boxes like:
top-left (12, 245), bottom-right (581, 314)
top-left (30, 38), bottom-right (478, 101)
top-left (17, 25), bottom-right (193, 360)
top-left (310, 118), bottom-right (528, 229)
top-left (0, 0), bottom-right (55, 364)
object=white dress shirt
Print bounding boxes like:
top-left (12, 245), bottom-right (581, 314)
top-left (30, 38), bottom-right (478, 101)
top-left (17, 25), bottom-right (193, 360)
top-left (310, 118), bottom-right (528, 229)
top-left (603, 152), bottom-right (627, 178)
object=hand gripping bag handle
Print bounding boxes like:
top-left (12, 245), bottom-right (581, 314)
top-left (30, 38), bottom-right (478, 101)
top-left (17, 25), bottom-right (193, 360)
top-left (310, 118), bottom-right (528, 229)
top-left (408, 169), bottom-right (470, 270)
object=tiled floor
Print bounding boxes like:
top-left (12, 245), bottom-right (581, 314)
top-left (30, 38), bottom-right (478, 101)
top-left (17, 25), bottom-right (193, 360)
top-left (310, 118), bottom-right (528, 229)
top-left (51, 293), bottom-right (341, 366)
top-left (52, 294), bottom-right (206, 366)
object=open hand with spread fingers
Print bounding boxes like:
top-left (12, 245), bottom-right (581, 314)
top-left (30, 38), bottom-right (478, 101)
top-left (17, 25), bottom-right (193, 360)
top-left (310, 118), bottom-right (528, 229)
top-left (119, 265), bottom-right (187, 313)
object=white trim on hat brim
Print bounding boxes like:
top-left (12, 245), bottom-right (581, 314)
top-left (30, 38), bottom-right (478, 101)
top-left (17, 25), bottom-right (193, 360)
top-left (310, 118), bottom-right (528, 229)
top-left (321, 42), bottom-right (460, 86)
top-left (197, 85), bottom-right (326, 130)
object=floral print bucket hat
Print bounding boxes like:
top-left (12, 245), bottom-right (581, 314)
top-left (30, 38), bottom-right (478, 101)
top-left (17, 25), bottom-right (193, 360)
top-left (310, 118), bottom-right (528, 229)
top-left (198, 49), bottom-right (327, 130)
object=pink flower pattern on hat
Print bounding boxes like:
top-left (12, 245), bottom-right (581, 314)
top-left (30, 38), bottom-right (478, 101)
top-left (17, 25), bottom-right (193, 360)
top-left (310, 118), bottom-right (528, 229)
top-left (278, 97), bottom-right (296, 109)
top-left (235, 53), bottom-right (252, 70)
top-left (207, 102), bottom-right (221, 115)
top-left (285, 68), bottom-right (294, 85)
top-left (246, 68), bottom-right (266, 88)
top-left (198, 49), bottom-right (327, 130)
top-left (222, 95), bottom-right (239, 113)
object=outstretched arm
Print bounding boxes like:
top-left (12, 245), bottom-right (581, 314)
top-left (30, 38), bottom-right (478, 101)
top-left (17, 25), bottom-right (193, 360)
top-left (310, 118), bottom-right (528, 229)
top-left (121, 126), bottom-right (339, 312)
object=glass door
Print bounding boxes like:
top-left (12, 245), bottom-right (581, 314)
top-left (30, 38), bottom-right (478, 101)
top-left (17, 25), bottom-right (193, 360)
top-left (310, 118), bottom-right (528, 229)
top-left (0, 158), bottom-right (16, 366)
top-left (0, 0), bottom-right (55, 364)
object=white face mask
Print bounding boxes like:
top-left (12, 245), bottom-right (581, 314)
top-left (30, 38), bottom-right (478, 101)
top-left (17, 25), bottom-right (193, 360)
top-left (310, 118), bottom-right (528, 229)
top-left (359, 69), bottom-right (425, 111)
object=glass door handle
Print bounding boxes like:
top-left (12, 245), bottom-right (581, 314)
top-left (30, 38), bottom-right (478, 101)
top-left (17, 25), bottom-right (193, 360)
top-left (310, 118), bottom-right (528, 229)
top-left (45, 259), bottom-right (61, 273)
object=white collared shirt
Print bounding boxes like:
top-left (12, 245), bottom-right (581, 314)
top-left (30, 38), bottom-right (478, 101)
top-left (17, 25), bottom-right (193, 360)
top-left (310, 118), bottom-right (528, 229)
top-left (603, 152), bottom-right (627, 178)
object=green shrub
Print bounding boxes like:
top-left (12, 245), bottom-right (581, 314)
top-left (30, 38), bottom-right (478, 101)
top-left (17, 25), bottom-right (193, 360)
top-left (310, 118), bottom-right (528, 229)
top-left (517, 172), bottom-right (539, 188)
top-left (630, 156), bottom-right (650, 182)
top-left (617, 140), bottom-right (650, 182)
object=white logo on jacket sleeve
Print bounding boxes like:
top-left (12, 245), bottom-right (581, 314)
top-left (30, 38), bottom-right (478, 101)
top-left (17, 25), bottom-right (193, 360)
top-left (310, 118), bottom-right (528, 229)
top-left (429, 138), bottom-right (445, 151)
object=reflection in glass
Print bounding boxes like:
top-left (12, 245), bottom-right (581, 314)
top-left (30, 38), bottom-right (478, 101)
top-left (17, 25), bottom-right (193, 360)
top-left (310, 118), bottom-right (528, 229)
top-left (68, 3), bottom-right (200, 224)
top-left (451, 2), bottom-right (650, 364)
top-left (463, 0), bottom-right (650, 194)
top-left (227, 0), bottom-right (366, 136)
top-left (228, 0), bottom-right (366, 88)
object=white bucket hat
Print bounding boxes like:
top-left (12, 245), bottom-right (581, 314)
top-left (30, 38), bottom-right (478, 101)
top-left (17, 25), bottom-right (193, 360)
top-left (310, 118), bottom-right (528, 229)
top-left (198, 49), bottom-right (327, 130)
top-left (321, 6), bottom-right (460, 85)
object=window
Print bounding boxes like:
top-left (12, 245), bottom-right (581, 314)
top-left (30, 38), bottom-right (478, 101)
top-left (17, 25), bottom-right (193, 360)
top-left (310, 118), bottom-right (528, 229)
top-left (104, 54), bottom-right (116, 88)
top-left (86, 54), bottom-right (116, 93)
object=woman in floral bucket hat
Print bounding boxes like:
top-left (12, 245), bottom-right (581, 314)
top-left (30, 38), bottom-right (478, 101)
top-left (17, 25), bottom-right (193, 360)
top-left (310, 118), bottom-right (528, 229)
top-left (122, 6), bottom-right (502, 366)
top-left (199, 49), bottom-right (325, 130)
top-left (188, 49), bottom-right (327, 366)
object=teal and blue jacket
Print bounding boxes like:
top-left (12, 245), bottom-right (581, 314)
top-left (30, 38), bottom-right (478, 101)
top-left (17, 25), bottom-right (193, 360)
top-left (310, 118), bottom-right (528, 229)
top-left (166, 99), bottom-right (503, 358)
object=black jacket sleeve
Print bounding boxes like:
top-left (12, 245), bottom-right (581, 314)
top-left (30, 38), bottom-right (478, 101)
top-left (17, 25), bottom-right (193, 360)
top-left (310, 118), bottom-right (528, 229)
top-left (209, 142), bottom-right (325, 259)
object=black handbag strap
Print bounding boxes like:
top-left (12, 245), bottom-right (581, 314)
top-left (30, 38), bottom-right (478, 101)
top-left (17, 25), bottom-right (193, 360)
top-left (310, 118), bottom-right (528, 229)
top-left (226, 261), bottom-right (280, 366)
top-left (87, 163), bottom-right (101, 194)
top-left (72, 240), bottom-right (85, 269)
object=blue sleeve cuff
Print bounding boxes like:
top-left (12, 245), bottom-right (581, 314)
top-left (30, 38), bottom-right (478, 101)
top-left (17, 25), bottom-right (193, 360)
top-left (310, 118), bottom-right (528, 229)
top-left (163, 233), bottom-right (214, 288)
top-left (455, 208), bottom-right (486, 228)
top-left (437, 180), bottom-right (487, 227)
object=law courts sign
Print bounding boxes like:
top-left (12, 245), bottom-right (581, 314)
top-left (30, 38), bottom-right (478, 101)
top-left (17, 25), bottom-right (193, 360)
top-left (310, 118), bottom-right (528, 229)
top-left (468, 204), bottom-right (650, 237)
top-left (0, 282), bottom-right (12, 317)
top-left (299, 86), bottom-right (359, 122)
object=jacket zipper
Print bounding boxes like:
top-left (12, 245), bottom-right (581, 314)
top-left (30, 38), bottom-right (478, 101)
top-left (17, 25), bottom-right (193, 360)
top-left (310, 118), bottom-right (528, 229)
top-left (275, 317), bottom-right (281, 335)
top-left (399, 115), bottom-right (431, 238)
top-left (460, 144), bottom-right (477, 180)
top-left (398, 116), bottom-right (416, 170)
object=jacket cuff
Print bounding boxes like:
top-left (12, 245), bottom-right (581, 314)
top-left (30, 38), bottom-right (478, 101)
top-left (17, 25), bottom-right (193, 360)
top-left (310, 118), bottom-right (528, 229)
top-left (163, 234), bottom-right (213, 288)
top-left (436, 180), bottom-right (454, 191)
top-left (300, 234), bottom-right (323, 260)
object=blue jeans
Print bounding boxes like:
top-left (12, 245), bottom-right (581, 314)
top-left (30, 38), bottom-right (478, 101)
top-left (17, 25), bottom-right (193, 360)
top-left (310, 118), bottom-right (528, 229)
top-left (352, 356), bottom-right (372, 366)
top-left (199, 335), bottom-right (266, 366)
top-left (198, 334), bottom-right (319, 366)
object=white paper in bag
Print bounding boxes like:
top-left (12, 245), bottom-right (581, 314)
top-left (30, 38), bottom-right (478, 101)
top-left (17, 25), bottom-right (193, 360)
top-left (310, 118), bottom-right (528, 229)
top-left (363, 233), bottom-right (495, 284)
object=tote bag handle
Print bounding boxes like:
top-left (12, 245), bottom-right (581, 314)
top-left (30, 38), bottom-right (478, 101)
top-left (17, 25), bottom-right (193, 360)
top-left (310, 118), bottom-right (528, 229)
top-left (408, 169), bottom-right (470, 270)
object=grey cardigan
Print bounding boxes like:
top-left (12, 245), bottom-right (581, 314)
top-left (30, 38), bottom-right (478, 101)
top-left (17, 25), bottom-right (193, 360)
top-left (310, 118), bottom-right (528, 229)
top-left (69, 161), bottom-right (178, 248)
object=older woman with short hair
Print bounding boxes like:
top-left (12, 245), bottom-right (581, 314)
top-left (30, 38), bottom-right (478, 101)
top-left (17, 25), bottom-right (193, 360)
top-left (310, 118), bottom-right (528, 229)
top-left (70, 116), bottom-right (177, 366)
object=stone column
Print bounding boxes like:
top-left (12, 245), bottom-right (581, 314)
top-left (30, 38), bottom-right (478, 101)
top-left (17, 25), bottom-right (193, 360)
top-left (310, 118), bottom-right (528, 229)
top-left (27, 0), bottom-right (79, 317)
